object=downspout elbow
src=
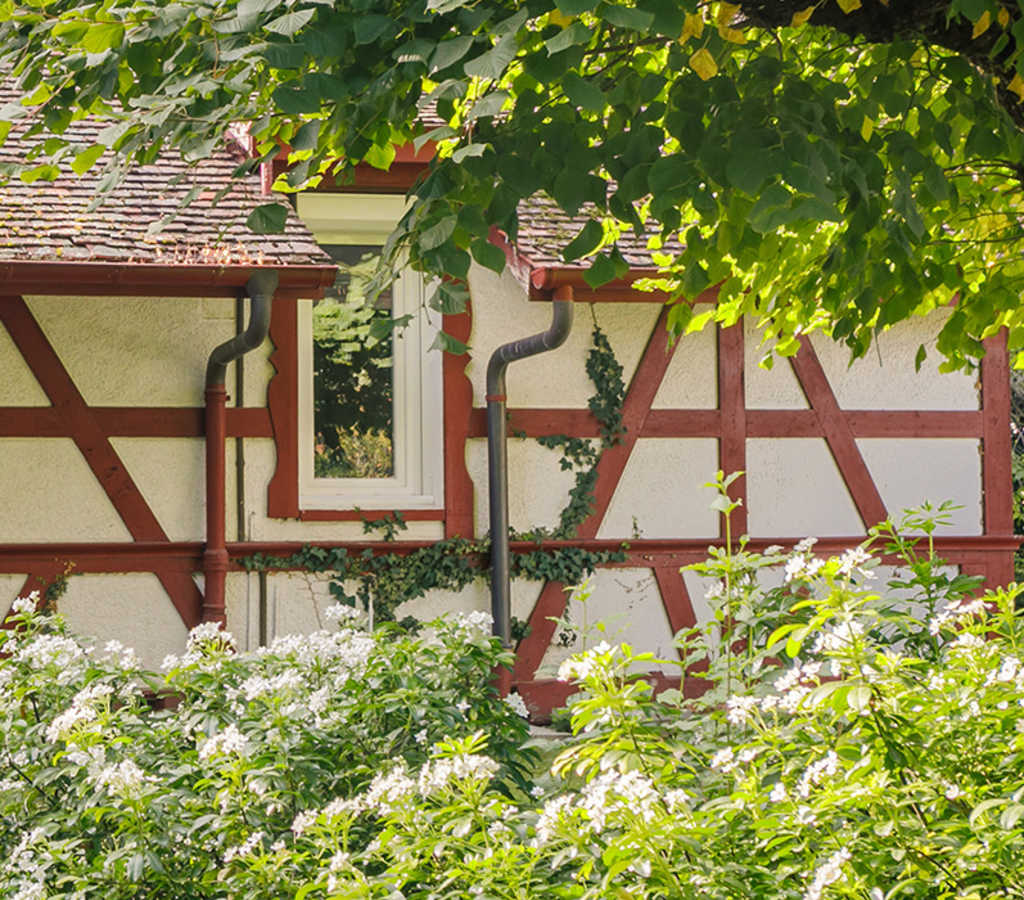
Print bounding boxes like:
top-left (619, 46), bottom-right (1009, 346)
top-left (486, 286), bottom-right (574, 660)
top-left (206, 270), bottom-right (278, 387)
top-left (203, 270), bottom-right (279, 625)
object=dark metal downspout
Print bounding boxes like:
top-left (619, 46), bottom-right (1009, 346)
top-left (486, 285), bottom-right (574, 659)
top-left (202, 270), bottom-right (279, 624)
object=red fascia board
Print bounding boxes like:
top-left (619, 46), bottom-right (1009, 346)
top-left (0, 261), bottom-right (337, 297)
top-left (527, 266), bottom-right (674, 302)
top-left (487, 226), bottom-right (679, 303)
top-left (271, 141), bottom-right (435, 195)
top-left (274, 140), bottom-right (436, 165)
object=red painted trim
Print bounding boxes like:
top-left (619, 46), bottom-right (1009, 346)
top-left (843, 410), bottom-right (983, 438)
top-left (0, 296), bottom-right (203, 627)
top-left (203, 385), bottom-right (229, 624)
top-left (744, 409), bottom-right (984, 439)
top-left (298, 509), bottom-right (445, 522)
top-left (270, 159), bottom-right (430, 195)
top-left (0, 407), bottom-right (272, 438)
top-left (789, 339), bottom-right (888, 530)
top-left (0, 534), bottom-right (1015, 571)
top-left (266, 297), bottom-right (301, 518)
top-left (443, 306), bottom-right (475, 538)
top-left (0, 263), bottom-right (335, 297)
top-left (467, 408), bottom-right (603, 438)
top-left (717, 323), bottom-right (748, 536)
top-left (466, 408), bottom-right (984, 441)
top-left (527, 267), bottom-right (675, 303)
top-left (982, 331), bottom-right (1013, 537)
top-left (653, 566), bottom-right (698, 640)
top-left (265, 297), bottom-right (459, 525)
top-left (578, 305), bottom-right (680, 539)
top-left (512, 581), bottom-right (570, 683)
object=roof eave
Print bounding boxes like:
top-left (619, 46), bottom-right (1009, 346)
top-left (0, 261), bottom-right (337, 298)
top-left (526, 265), bottom-right (672, 302)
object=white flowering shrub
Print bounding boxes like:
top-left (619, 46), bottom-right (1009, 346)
top-left (3, 498), bottom-right (1024, 898)
top-left (0, 607), bottom-right (531, 899)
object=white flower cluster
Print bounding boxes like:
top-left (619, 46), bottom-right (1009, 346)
top-left (223, 831), bottom-right (265, 863)
top-left (92, 759), bottom-right (151, 798)
top-left (811, 620), bottom-right (865, 655)
top-left (258, 630), bottom-right (375, 677)
top-left (239, 669), bottom-right (305, 703)
top-left (725, 694), bottom-right (759, 726)
top-left (503, 692), bottom-right (529, 718)
top-left (804, 847), bottom-right (851, 900)
top-left (3, 827), bottom-right (48, 900)
top-left (535, 768), bottom-right (660, 842)
top-left (796, 751), bottom-right (840, 799)
top-left (836, 547), bottom-right (874, 579)
top-left (735, 660), bottom-right (828, 717)
top-left (291, 810), bottom-right (318, 837)
top-left (188, 621), bottom-right (237, 650)
top-left (162, 622), bottom-right (237, 671)
top-left (324, 603), bottom-right (364, 626)
top-left (45, 682), bottom-right (114, 743)
top-left (326, 849), bottom-right (352, 893)
top-left (784, 554), bottom-right (825, 583)
top-left (451, 610), bottom-right (493, 638)
top-left (15, 633), bottom-right (87, 683)
top-left (929, 598), bottom-right (989, 635)
top-left (557, 641), bottom-right (612, 683)
top-left (199, 724), bottom-right (248, 762)
top-left (363, 766), bottom-right (417, 815)
top-left (10, 594), bottom-right (39, 616)
top-left (417, 752), bottom-right (499, 795)
top-left (101, 639), bottom-right (141, 671)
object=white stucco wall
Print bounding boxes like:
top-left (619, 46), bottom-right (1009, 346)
top-left (0, 322), bottom-right (49, 405)
top-left (57, 573), bottom-right (189, 670)
top-left (0, 280), bottom-right (989, 672)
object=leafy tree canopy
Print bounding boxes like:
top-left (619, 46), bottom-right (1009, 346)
top-left (3, 0), bottom-right (1024, 368)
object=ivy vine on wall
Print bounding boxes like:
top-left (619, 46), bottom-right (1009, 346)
top-left (242, 321), bottom-right (629, 635)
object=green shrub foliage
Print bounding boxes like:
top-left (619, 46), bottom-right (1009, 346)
top-left (2, 507), bottom-right (1023, 898)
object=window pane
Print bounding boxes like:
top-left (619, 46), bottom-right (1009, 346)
top-left (312, 245), bottom-right (394, 479)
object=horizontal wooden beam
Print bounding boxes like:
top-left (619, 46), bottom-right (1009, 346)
top-left (467, 407), bottom-right (985, 440)
top-left (0, 407), bottom-right (272, 438)
top-left (0, 535), bottom-right (1015, 574)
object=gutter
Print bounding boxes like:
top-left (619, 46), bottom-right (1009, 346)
top-left (0, 261), bottom-right (334, 297)
top-left (486, 285), bottom-right (574, 656)
top-left (202, 270), bottom-right (279, 624)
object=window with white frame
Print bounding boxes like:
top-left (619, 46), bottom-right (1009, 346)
top-left (296, 193), bottom-right (444, 510)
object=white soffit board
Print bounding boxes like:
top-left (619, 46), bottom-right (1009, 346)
top-left (296, 192), bottom-right (407, 244)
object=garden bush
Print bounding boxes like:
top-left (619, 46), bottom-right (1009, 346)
top-left (2, 503), bottom-right (1023, 898)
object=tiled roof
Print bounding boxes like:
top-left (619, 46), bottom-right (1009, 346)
top-left (513, 193), bottom-right (680, 270)
top-left (0, 86), bottom-right (332, 267)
